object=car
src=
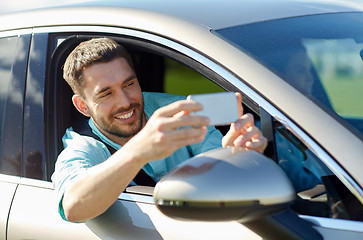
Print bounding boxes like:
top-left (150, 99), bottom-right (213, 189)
top-left (0, 0), bottom-right (363, 239)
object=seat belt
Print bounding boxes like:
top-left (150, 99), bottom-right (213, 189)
top-left (72, 117), bottom-right (156, 187)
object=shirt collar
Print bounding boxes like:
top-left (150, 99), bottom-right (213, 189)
top-left (88, 118), bottom-right (122, 150)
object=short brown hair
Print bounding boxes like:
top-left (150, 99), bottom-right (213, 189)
top-left (63, 37), bottom-right (134, 96)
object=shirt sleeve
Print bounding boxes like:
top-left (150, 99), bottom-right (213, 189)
top-left (51, 128), bottom-right (110, 221)
top-left (188, 125), bottom-right (223, 156)
top-left (275, 130), bottom-right (321, 192)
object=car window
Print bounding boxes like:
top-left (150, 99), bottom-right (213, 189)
top-left (0, 36), bottom-right (27, 176)
top-left (273, 121), bottom-right (363, 222)
top-left (49, 33), bottom-right (251, 183)
top-left (303, 38), bottom-right (363, 119)
top-left (215, 12), bottom-right (363, 140)
top-left (0, 37), bottom-right (16, 141)
top-left (23, 33), bottom-right (49, 180)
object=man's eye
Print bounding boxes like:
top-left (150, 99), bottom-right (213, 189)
top-left (125, 81), bottom-right (134, 87)
top-left (100, 92), bottom-right (111, 98)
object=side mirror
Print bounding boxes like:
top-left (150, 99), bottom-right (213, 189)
top-left (153, 148), bottom-right (295, 222)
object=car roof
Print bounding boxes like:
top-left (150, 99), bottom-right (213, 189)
top-left (1, 0), bottom-right (363, 31)
top-left (81, 0), bottom-right (363, 29)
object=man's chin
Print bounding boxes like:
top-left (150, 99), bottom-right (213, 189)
top-left (107, 122), bottom-right (143, 139)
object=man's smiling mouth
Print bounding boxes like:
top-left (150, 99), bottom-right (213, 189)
top-left (115, 110), bottom-right (134, 120)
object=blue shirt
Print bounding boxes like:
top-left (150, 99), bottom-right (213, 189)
top-left (52, 92), bottom-right (223, 221)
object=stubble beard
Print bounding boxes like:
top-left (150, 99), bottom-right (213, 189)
top-left (95, 102), bottom-right (145, 139)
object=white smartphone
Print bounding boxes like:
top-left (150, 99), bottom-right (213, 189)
top-left (187, 92), bottom-right (239, 126)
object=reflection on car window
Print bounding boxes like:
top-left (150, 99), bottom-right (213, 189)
top-left (0, 37), bottom-right (17, 128)
top-left (215, 12), bottom-right (363, 139)
top-left (304, 38), bottom-right (363, 136)
top-left (0, 36), bottom-right (20, 176)
top-left (304, 38), bottom-right (363, 118)
top-left (274, 122), bottom-right (363, 222)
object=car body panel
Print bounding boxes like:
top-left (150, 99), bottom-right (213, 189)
top-left (314, 228), bottom-right (363, 239)
top-left (302, 215), bottom-right (363, 238)
top-left (0, 175), bottom-right (18, 240)
top-left (87, 194), bottom-right (261, 240)
top-left (2, 0), bottom-right (363, 31)
top-left (6, 178), bottom-right (99, 240)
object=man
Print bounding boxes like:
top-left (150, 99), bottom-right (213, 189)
top-left (52, 38), bottom-right (267, 223)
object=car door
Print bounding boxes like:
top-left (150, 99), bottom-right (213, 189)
top-left (5, 31), bottom-right (100, 240)
top-left (0, 178), bottom-right (17, 240)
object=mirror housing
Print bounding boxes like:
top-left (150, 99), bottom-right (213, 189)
top-left (154, 148), bottom-right (295, 222)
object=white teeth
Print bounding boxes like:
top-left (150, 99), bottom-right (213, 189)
top-left (116, 111), bottom-right (133, 119)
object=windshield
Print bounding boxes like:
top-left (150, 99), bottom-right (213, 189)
top-left (215, 12), bottom-right (363, 139)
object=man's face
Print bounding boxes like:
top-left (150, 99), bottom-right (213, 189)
top-left (81, 57), bottom-right (145, 142)
top-left (285, 50), bottom-right (315, 93)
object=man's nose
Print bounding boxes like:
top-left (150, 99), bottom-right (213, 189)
top-left (115, 89), bottom-right (131, 109)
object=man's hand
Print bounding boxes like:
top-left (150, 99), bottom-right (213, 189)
top-left (222, 93), bottom-right (267, 153)
top-left (127, 100), bottom-right (210, 163)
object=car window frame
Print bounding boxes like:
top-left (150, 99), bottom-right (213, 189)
top-left (23, 32), bottom-right (49, 181)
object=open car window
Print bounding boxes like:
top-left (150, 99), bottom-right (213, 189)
top-left (48, 32), bottom-right (257, 189)
top-left (48, 33), bottom-right (250, 159)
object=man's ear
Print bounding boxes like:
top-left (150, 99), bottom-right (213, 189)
top-left (72, 94), bottom-right (91, 117)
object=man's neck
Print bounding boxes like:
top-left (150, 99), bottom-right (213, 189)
top-left (113, 134), bottom-right (134, 147)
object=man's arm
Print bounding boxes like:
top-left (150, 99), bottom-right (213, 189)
top-left (62, 100), bottom-right (209, 222)
top-left (62, 144), bottom-right (145, 222)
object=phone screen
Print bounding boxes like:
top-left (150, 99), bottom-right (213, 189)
top-left (187, 92), bottom-right (239, 126)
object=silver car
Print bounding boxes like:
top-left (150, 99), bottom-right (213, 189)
top-left (0, 0), bottom-right (363, 239)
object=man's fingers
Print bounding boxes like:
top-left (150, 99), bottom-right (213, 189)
top-left (234, 113), bottom-right (254, 130)
top-left (170, 127), bottom-right (207, 145)
top-left (245, 137), bottom-right (268, 154)
top-left (156, 114), bottom-right (210, 131)
top-left (233, 126), bottom-right (261, 147)
top-left (235, 92), bottom-right (243, 117)
top-left (222, 113), bottom-right (254, 147)
top-left (232, 126), bottom-right (267, 154)
top-left (155, 100), bottom-right (203, 118)
top-left (151, 126), bottom-right (207, 152)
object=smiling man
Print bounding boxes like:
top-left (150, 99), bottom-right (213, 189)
top-left (52, 37), bottom-right (267, 223)
top-left (73, 57), bottom-right (145, 144)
